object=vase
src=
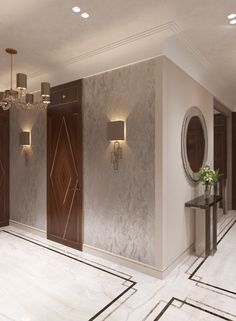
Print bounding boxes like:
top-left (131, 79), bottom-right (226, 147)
top-left (204, 185), bottom-right (212, 200)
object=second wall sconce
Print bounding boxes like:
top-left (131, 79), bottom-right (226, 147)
top-left (19, 131), bottom-right (31, 147)
top-left (107, 120), bottom-right (125, 171)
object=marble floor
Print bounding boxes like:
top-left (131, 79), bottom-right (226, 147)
top-left (0, 211), bottom-right (236, 321)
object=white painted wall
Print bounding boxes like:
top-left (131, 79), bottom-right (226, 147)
top-left (157, 57), bottom-right (214, 271)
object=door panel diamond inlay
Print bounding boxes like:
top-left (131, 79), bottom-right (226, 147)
top-left (50, 117), bottom-right (78, 208)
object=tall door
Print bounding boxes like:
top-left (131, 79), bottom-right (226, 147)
top-left (232, 113), bottom-right (236, 209)
top-left (47, 80), bottom-right (83, 250)
top-left (0, 110), bottom-right (9, 227)
top-left (214, 113), bottom-right (227, 208)
top-left (214, 113), bottom-right (227, 176)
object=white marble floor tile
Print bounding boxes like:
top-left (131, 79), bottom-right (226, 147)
top-left (0, 211), bottom-right (236, 321)
top-left (0, 231), bottom-right (134, 321)
top-left (189, 221), bottom-right (236, 295)
top-left (154, 298), bottom-right (227, 321)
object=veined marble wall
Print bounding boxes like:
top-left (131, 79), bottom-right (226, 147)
top-left (9, 59), bottom-right (156, 266)
top-left (8, 57), bottom-right (215, 271)
top-left (83, 60), bottom-right (156, 265)
top-left (10, 108), bottom-right (47, 231)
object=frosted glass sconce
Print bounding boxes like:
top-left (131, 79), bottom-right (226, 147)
top-left (107, 121), bottom-right (125, 171)
top-left (19, 131), bottom-right (31, 146)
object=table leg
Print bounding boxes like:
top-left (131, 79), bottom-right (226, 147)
top-left (213, 202), bottom-right (217, 253)
top-left (205, 207), bottom-right (210, 257)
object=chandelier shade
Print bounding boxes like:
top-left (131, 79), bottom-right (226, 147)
top-left (41, 82), bottom-right (50, 97)
top-left (0, 48), bottom-right (50, 110)
top-left (26, 93), bottom-right (34, 104)
top-left (16, 73), bottom-right (27, 90)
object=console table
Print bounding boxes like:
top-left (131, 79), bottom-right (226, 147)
top-left (185, 195), bottom-right (222, 257)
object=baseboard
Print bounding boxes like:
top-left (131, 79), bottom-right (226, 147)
top-left (9, 220), bottom-right (193, 279)
top-left (9, 220), bottom-right (46, 238)
top-left (83, 243), bottom-right (164, 278)
top-left (161, 243), bottom-right (194, 279)
top-left (83, 243), bottom-right (194, 279)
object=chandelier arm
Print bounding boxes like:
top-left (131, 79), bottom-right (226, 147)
top-left (1, 48), bottom-right (50, 111)
top-left (10, 53), bottom-right (13, 90)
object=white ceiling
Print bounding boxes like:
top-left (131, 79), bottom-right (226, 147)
top-left (0, 0), bottom-right (236, 109)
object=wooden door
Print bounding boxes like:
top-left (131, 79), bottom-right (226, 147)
top-left (47, 80), bottom-right (83, 250)
top-left (214, 113), bottom-right (227, 208)
top-left (214, 113), bottom-right (227, 177)
top-left (0, 110), bottom-right (9, 227)
top-left (232, 113), bottom-right (236, 209)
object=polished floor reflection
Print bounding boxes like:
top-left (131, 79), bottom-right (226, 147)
top-left (0, 211), bottom-right (236, 321)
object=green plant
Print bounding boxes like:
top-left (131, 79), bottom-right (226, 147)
top-left (197, 164), bottom-right (221, 191)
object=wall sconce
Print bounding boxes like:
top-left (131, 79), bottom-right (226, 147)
top-left (19, 131), bottom-right (31, 147)
top-left (107, 121), bottom-right (125, 171)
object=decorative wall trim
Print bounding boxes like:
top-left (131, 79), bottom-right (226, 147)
top-left (10, 219), bottom-right (193, 279)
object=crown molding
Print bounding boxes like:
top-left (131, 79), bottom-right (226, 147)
top-left (27, 20), bottom-right (217, 83)
top-left (171, 23), bottom-right (232, 95)
top-left (66, 21), bottom-right (176, 65)
top-left (27, 21), bottom-right (177, 80)
top-left (23, 20), bottom-right (234, 109)
top-left (28, 21), bottom-right (215, 80)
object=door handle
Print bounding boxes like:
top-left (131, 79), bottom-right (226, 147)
top-left (71, 184), bottom-right (81, 192)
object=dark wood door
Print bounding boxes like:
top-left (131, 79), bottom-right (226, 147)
top-left (47, 80), bottom-right (83, 250)
top-left (0, 110), bottom-right (9, 227)
top-left (214, 113), bottom-right (227, 207)
top-left (232, 113), bottom-right (236, 209)
top-left (214, 113), bottom-right (227, 178)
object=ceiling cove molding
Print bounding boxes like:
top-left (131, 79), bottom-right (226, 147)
top-left (23, 20), bottom-right (233, 109)
top-left (66, 21), bottom-right (176, 65)
top-left (166, 22), bottom-right (234, 110)
top-left (26, 21), bottom-right (177, 80)
top-left (172, 23), bottom-right (232, 93)
top-left (170, 23), bottom-right (213, 71)
top-left (27, 20), bottom-right (215, 83)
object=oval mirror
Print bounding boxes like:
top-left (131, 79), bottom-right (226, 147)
top-left (181, 107), bottom-right (208, 182)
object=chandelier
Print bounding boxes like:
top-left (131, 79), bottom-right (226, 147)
top-left (0, 48), bottom-right (50, 111)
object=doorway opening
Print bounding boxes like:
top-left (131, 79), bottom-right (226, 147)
top-left (214, 100), bottom-right (232, 218)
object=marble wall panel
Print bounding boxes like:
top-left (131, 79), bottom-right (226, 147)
top-left (10, 108), bottom-right (47, 231)
top-left (9, 59), bottom-right (156, 266)
top-left (83, 60), bottom-right (156, 265)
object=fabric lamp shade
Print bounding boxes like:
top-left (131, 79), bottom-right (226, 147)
top-left (17, 73), bottom-right (27, 90)
top-left (41, 82), bottom-right (50, 97)
top-left (19, 131), bottom-right (31, 146)
top-left (107, 121), bottom-right (125, 141)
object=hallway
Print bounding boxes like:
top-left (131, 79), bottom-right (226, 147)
top-left (1, 212), bottom-right (235, 321)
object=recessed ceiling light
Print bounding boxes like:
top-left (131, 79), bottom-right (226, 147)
top-left (228, 13), bottom-right (236, 20)
top-left (230, 18), bottom-right (236, 24)
top-left (72, 6), bottom-right (81, 13)
top-left (81, 12), bottom-right (89, 18)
